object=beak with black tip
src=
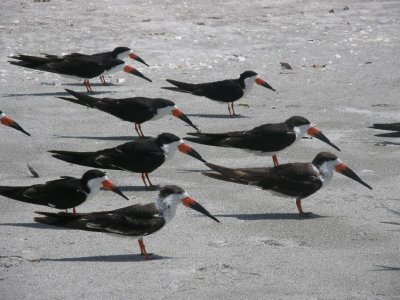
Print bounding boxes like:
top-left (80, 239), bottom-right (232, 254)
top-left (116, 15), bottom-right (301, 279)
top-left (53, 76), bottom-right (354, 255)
top-left (101, 179), bottom-right (130, 200)
top-left (178, 142), bottom-right (206, 163)
top-left (123, 65), bottom-right (152, 82)
top-left (255, 77), bottom-right (276, 91)
top-left (182, 196), bottom-right (220, 223)
top-left (1, 114), bottom-right (30, 136)
top-left (172, 108), bottom-right (200, 132)
top-left (129, 52), bottom-right (150, 67)
top-left (307, 127), bottom-right (340, 151)
top-left (335, 163), bottom-right (372, 190)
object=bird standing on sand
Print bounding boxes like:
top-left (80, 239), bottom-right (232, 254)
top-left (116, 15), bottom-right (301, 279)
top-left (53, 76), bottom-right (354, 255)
top-left (186, 116), bottom-right (340, 166)
top-left (58, 89), bottom-right (199, 137)
top-left (203, 152), bottom-right (372, 217)
top-left (0, 169), bottom-right (128, 213)
top-left (34, 185), bottom-right (219, 259)
top-left (9, 53), bottom-right (151, 92)
top-left (162, 70), bottom-right (275, 116)
top-left (49, 133), bottom-right (206, 189)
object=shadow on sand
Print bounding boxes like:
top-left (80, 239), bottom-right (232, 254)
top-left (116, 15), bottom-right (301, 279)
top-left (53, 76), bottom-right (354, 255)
top-left (186, 113), bottom-right (249, 119)
top-left (0, 222), bottom-right (65, 230)
top-left (118, 185), bottom-right (160, 192)
top-left (2, 90), bottom-right (112, 97)
top-left (215, 212), bottom-right (326, 220)
top-left (54, 135), bottom-right (138, 141)
top-left (372, 265), bottom-right (400, 271)
top-left (41, 253), bottom-right (169, 263)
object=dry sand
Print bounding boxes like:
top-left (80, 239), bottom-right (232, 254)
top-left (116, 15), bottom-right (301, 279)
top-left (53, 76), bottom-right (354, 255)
top-left (0, 0), bottom-right (399, 299)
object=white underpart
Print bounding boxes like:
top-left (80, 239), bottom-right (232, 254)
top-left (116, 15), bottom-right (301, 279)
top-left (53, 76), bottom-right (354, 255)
top-left (243, 75), bottom-right (258, 97)
top-left (0, 112), bottom-right (5, 120)
top-left (85, 175), bottom-right (108, 202)
top-left (161, 140), bottom-right (182, 161)
top-left (317, 159), bottom-right (342, 186)
top-left (151, 105), bottom-right (175, 121)
top-left (101, 63), bottom-right (124, 76)
top-left (116, 50), bottom-right (131, 60)
top-left (156, 192), bottom-right (188, 223)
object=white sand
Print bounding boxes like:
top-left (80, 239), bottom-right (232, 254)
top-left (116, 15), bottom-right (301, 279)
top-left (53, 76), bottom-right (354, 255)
top-left (0, 0), bottom-right (399, 299)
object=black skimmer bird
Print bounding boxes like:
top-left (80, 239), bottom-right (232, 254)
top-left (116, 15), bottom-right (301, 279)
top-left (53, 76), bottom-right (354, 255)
top-left (203, 152), bottom-right (372, 217)
top-left (41, 46), bottom-right (149, 85)
top-left (0, 169), bottom-right (128, 213)
top-left (34, 185), bottom-right (219, 259)
top-left (49, 133), bottom-right (206, 189)
top-left (57, 89), bottom-right (199, 137)
top-left (186, 116), bottom-right (340, 166)
top-left (162, 70), bottom-right (275, 116)
top-left (9, 54), bottom-right (151, 92)
top-left (0, 111), bottom-right (30, 136)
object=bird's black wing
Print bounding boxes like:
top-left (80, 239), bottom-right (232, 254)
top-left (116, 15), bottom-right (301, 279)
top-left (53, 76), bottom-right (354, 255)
top-left (193, 79), bottom-right (244, 102)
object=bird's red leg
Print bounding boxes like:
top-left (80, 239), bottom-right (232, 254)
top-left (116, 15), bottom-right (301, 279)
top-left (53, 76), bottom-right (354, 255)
top-left (141, 173), bottom-right (149, 189)
top-left (83, 80), bottom-right (89, 92)
top-left (296, 198), bottom-right (311, 217)
top-left (272, 155), bottom-right (279, 167)
top-left (227, 104), bottom-right (232, 116)
top-left (100, 75), bottom-right (107, 85)
top-left (138, 239), bottom-right (150, 260)
top-left (138, 124), bottom-right (145, 138)
top-left (144, 173), bottom-right (154, 188)
top-left (72, 207), bottom-right (76, 214)
top-left (134, 124), bottom-right (141, 137)
top-left (231, 102), bottom-right (236, 116)
top-left (83, 80), bottom-right (93, 93)
top-left (87, 81), bottom-right (93, 92)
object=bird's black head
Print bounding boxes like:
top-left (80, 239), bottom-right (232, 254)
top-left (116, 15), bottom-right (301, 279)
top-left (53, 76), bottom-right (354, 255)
top-left (311, 152), bottom-right (339, 167)
top-left (81, 169), bottom-right (107, 184)
top-left (111, 47), bottom-right (131, 57)
top-left (159, 185), bottom-right (185, 198)
top-left (155, 133), bottom-right (181, 146)
top-left (284, 116), bottom-right (311, 129)
top-left (239, 70), bottom-right (258, 80)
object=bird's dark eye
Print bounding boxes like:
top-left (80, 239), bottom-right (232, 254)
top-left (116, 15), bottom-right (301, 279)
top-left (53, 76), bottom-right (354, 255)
top-left (167, 205), bottom-right (171, 209)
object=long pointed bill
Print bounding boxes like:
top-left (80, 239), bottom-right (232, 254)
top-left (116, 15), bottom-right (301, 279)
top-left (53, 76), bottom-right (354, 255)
top-left (123, 65), bottom-right (152, 82)
top-left (182, 197), bottom-right (220, 223)
top-left (255, 77), bottom-right (276, 91)
top-left (178, 143), bottom-right (206, 163)
top-left (335, 163), bottom-right (372, 190)
top-left (307, 127), bottom-right (341, 151)
top-left (1, 116), bottom-right (31, 136)
top-left (102, 179), bottom-right (130, 200)
top-left (129, 52), bottom-right (149, 67)
top-left (172, 108), bottom-right (200, 132)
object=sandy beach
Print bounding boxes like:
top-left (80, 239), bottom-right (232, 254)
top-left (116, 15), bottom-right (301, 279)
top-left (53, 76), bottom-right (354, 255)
top-left (0, 0), bottom-right (399, 299)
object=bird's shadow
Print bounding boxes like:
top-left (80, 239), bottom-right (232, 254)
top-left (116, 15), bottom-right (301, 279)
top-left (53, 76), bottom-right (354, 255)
top-left (41, 253), bottom-right (169, 263)
top-left (215, 212), bottom-right (326, 220)
top-left (119, 185), bottom-right (160, 192)
top-left (62, 82), bottom-right (119, 87)
top-left (186, 113), bottom-right (249, 119)
top-left (0, 222), bottom-right (66, 230)
top-left (371, 265), bottom-right (400, 271)
top-left (374, 141), bottom-right (400, 147)
top-left (374, 132), bottom-right (400, 138)
top-left (54, 135), bottom-right (139, 141)
top-left (2, 91), bottom-right (112, 97)
top-left (176, 168), bottom-right (207, 173)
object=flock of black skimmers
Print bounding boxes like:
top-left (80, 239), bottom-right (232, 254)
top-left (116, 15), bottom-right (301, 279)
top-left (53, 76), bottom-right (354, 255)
top-left (2, 47), bottom-right (373, 259)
